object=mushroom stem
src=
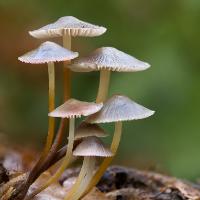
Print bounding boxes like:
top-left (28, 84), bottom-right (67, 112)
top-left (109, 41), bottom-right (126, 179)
top-left (63, 30), bottom-right (71, 49)
top-left (63, 30), bottom-right (72, 101)
top-left (27, 118), bottom-right (75, 199)
top-left (82, 121), bottom-right (122, 197)
top-left (96, 70), bottom-right (110, 103)
top-left (28, 62), bottom-right (55, 174)
top-left (44, 62), bottom-right (56, 155)
top-left (29, 62), bottom-right (56, 169)
top-left (64, 157), bottom-right (96, 200)
top-left (72, 158), bottom-right (95, 200)
top-left (62, 31), bottom-right (71, 148)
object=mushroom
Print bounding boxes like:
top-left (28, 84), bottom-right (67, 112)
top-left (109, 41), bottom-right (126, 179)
top-left (65, 136), bottom-right (113, 200)
top-left (27, 99), bottom-right (103, 199)
top-left (74, 121), bottom-right (108, 140)
top-left (81, 95), bottom-right (155, 196)
top-left (18, 41), bottom-right (78, 158)
top-left (29, 16), bottom-right (107, 102)
top-left (69, 47), bottom-right (150, 103)
top-left (64, 123), bottom-right (108, 200)
top-left (29, 16), bottom-right (107, 39)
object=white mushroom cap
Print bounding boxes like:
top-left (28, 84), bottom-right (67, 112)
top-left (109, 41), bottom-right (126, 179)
top-left (68, 47), bottom-right (150, 72)
top-left (86, 95), bottom-right (155, 123)
top-left (74, 122), bottom-right (108, 140)
top-left (29, 16), bottom-right (107, 39)
top-left (18, 41), bottom-right (78, 64)
top-left (48, 99), bottom-right (103, 118)
top-left (73, 136), bottom-right (113, 157)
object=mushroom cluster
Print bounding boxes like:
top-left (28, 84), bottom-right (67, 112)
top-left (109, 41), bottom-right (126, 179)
top-left (17, 16), bottom-right (154, 200)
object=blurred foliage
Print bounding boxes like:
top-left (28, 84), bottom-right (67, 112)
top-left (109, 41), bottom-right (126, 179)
top-left (0, 0), bottom-right (200, 180)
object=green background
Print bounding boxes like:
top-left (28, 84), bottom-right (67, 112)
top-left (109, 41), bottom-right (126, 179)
top-left (0, 0), bottom-right (200, 180)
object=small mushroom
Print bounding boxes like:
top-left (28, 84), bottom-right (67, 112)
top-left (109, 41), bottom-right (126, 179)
top-left (74, 122), bottom-right (108, 140)
top-left (27, 99), bottom-right (103, 199)
top-left (18, 41), bottom-right (78, 64)
top-left (73, 136), bottom-right (113, 157)
top-left (49, 99), bottom-right (102, 118)
top-left (29, 16), bottom-right (107, 39)
top-left (87, 95), bottom-right (154, 123)
top-left (18, 41), bottom-right (78, 157)
top-left (65, 136), bottom-right (113, 200)
top-left (29, 16), bottom-right (107, 102)
top-left (69, 47), bottom-right (150, 103)
top-left (82, 95), bottom-right (155, 196)
top-left (65, 121), bottom-right (108, 200)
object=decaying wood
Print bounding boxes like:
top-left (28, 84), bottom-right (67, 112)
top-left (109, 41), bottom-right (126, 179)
top-left (96, 166), bottom-right (200, 200)
top-left (57, 165), bottom-right (200, 200)
top-left (1, 145), bottom-right (200, 200)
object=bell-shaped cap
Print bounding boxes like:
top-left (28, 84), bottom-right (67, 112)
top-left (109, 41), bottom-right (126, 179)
top-left (86, 95), bottom-right (155, 123)
top-left (18, 41), bottom-right (78, 64)
top-left (29, 16), bottom-right (107, 39)
top-left (73, 136), bottom-right (113, 157)
top-left (75, 122), bottom-right (108, 140)
top-left (69, 47), bottom-right (150, 72)
top-left (49, 99), bottom-right (103, 118)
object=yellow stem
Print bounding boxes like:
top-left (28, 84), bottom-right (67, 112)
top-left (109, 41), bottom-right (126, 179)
top-left (64, 157), bottom-right (95, 200)
top-left (62, 31), bottom-right (71, 141)
top-left (63, 30), bottom-right (71, 49)
top-left (26, 62), bottom-right (56, 185)
top-left (63, 30), bottom-right (71, 101)
top-left (96, 70), bottom-right (110, 103)
top-left (82, 122), bottom-right (122, 197)
top-left (27, 118), bottom-right (75, 199)
top-left (43, 62), bottom-right (56, 155)
top-left (71, 157), bottom-right (96, 200)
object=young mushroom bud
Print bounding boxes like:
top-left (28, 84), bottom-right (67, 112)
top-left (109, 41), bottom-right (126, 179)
top-left (82, 95), bottom-right (155, 196)
top-left (65, 136), bottom-right (113, 200)
top-left (18, 41), bottom-right (78, 159)
top-left (27, 99), bottom-right (103, 199)
top-left (69, 47), bottom-right (150, 103)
